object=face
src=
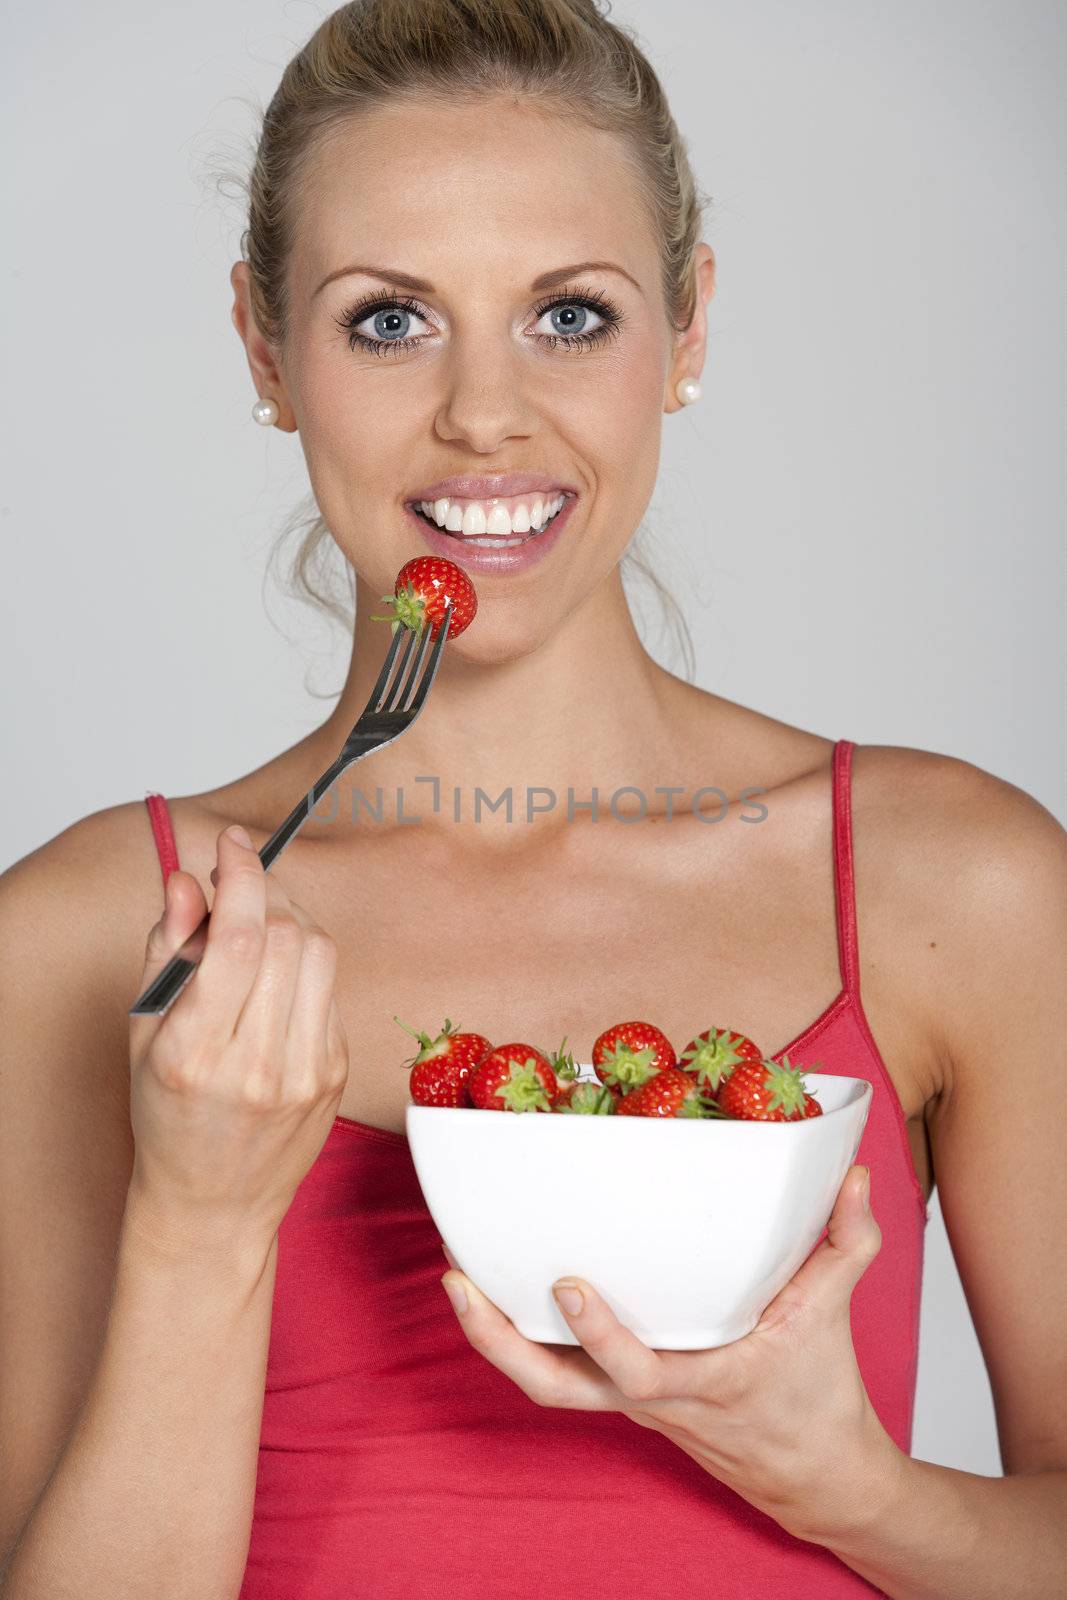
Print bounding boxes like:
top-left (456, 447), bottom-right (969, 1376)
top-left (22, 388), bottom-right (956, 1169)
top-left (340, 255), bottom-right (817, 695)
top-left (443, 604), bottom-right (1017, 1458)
top-left (232, 94), bottom-right (714, 661)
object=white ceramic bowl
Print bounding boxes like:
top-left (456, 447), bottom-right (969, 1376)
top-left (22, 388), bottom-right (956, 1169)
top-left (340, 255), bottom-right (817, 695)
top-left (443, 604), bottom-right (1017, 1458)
top-left (407, 1069), bottom-right (871, 1349)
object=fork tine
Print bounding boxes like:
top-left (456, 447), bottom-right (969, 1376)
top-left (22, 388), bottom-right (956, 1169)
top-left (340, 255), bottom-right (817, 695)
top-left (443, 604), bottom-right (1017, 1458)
top-left (376, 626), bottom-right (420, 712)
top-left (388, 622), bottom-right (434, 712)
top-left (407, 604), bottom-right (453, 713)
top-left (367, 624), bottom-right (407, 710)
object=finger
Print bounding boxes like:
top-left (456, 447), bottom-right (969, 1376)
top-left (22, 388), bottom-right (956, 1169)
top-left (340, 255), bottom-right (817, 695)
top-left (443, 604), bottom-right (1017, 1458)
top-left (759, 1166), bottom-right (880, 1328)
top-left (231, 902), bottom-right (311, 1051)
top-left (547, 1278), bottom-right (678, 1404)
top-left (283, 922), bottom-right (345, 1092)
top-left (439, 1272), bottom-right (621, 1411)
top-left (129, 868), bottom-right (209, 1060)
top-left (190, 827), bottom-right (271, 1046)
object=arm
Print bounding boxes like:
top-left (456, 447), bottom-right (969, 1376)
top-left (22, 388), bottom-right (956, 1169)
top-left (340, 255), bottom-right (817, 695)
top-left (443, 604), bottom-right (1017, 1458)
top-left (796, 1452), bottom-right (1067, 1600)
top-left (0, 811), bottom-right (276, 1600)
top-left (787, 757), bottom-right (1067, 1598)
top-left (2, 1213), bottom-right (278, 1600)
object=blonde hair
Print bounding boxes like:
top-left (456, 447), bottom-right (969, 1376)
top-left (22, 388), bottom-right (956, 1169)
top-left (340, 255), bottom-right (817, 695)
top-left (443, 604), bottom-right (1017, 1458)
top-left (236, 0), bottom-right (710, 679)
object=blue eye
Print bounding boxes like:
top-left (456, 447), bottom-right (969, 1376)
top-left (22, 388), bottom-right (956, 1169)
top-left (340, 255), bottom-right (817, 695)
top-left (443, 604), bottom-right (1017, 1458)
top-left (335, 283), bottom-right (625, 357)
top-left (534, 302), bottom-right (603, 341)
top-left (352, 300), bottom-right (430, 349)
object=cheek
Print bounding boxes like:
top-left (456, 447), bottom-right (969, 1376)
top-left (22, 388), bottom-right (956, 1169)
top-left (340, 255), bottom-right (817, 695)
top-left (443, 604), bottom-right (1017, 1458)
top-left (290, 360), bottom-right (405, 524)
top-left (566, 348), bottom-right (665, 515)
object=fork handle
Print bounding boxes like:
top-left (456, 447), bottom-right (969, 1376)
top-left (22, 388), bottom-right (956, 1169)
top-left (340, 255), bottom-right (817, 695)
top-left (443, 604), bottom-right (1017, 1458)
top-left (128, 758), bottom-right (346, 1017)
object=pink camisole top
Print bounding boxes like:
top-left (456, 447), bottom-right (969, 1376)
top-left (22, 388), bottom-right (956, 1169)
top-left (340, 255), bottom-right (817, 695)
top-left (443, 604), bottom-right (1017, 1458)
top-left (143, 737), bottom-right (926, 1598)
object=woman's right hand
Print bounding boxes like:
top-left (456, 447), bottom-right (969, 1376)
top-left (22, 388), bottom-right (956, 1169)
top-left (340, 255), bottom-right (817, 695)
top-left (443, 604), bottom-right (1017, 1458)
top-left (126, 824), bottom-right (351, 1255)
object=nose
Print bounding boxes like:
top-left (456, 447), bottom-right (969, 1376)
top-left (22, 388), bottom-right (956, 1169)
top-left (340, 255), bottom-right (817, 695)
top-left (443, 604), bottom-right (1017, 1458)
top-left (433, 336), bottom-right (537, 454)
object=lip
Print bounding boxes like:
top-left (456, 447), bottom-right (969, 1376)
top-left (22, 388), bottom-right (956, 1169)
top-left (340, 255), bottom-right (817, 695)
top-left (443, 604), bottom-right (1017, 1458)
top-left (403, 493), bottom-right (577, 575)
top-left (405, 472), bottom-right (578, 504)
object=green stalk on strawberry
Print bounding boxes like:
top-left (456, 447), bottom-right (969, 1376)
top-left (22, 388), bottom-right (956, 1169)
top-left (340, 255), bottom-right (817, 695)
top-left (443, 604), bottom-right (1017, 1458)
top-left (554, 1081), bottom-right (620, 1114)
top-left (468, 1043), bottom-right (559, 1112)
top-left (678, 1025), bottom-right (763, 1098)
top-left (547, 1036), bottom-right (580, 1084)
top-left (592, 1019), bottom-right (677, 1091)
top-left (716, 1055), bottom-right (823, 1122)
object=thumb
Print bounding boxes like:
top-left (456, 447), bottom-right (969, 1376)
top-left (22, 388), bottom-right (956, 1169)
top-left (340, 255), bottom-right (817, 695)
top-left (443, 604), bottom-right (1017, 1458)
top-left (129, 870), bottom-right (208, 1056)
top-left (793, 1165), bottom-right (880, 1304)
top-left (755, 1166), bottom-right (879, 1332)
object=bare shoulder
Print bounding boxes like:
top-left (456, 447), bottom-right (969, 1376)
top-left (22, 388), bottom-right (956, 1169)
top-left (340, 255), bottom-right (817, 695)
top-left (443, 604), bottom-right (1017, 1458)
top-left (850, 742), bottom-right (1067, 1095)
top-left (2, 795), bottom-right (174, 927)
top-left (850, 741), bottom-right (1065, 896)
top-left (0, 797), bottom-right (181, 1079)
top-left (851, 739), bottom-right (1062, 837)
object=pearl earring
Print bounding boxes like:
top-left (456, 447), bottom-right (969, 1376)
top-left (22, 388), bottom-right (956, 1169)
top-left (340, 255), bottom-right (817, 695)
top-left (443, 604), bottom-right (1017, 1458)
top-left (675, 378), bottom-right (702, 406)
top-left (252, 397), bottom-right (279, 427)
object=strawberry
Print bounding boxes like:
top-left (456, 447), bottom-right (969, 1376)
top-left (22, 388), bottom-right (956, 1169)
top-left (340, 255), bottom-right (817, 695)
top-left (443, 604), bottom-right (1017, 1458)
top-left (554, 1081), bottom-right (620, 1115)
top-left (716, 1054), bottom-right (814, 1122)
top-left (678, 1026), bottom-right (763, 1099)
top-left (592, 1020), bottom-right (677, 1092)
top-left (468, 1043), bottom-right (559, 1112)
top-left (616, 1067), bottom-right (724, 1118)
top-left (371, 556), bottom-right (477, 639)
top-left (396, 1016), bottom-right (493, 1108)
top-left (801, 1091), bottom-right (823, 1118)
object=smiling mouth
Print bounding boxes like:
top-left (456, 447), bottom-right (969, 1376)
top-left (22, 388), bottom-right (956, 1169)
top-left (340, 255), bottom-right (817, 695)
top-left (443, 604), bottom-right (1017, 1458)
top-left (409, 492), bottom-right (575, 550)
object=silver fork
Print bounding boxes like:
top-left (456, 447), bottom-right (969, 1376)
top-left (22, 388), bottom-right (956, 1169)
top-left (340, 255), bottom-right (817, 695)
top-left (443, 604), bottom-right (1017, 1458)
top-left (129, 605), bottom-right (454, 1017)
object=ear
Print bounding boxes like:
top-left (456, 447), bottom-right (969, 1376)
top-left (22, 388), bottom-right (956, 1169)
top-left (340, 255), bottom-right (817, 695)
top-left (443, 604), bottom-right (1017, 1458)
top-left (663, 243), bottom-right (716, 414)
top-left (230, 261), bottom-right (299, 433)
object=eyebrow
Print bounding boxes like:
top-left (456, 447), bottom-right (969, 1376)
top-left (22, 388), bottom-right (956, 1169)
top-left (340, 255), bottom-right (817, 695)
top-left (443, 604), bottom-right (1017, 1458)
top-left (312, 259), bottom-right (643, 299)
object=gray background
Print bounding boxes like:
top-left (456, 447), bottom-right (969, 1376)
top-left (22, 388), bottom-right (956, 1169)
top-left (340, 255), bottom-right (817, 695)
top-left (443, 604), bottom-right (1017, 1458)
top-left (4, 0), bottom-right (1064, 1477)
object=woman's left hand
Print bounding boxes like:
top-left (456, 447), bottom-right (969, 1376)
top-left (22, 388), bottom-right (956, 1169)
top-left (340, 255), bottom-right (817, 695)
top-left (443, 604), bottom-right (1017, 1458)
top-left (440, 1161), bottom-right (905, 1543)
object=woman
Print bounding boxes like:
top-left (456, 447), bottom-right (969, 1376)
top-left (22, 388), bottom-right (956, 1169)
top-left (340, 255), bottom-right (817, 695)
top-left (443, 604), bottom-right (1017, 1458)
top-left (1, 0), bottom-right (1064, 1595)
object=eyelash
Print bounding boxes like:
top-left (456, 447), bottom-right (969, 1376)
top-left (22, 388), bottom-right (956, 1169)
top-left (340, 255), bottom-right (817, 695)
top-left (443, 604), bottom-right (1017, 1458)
top-left (333, 281), bottom-right (626, 358)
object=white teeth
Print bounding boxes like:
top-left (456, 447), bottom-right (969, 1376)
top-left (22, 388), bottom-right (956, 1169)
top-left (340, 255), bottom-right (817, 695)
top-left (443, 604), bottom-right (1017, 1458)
top-left (412, 492), bottom-right (569, 538)
top-left (467, 535), bottom-right (524, 547)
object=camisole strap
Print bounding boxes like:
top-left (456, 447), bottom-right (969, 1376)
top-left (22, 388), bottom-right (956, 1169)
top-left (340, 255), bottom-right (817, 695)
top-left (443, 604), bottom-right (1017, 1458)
top-left (144, 792), bottom-right (180, 891)
top-left (831, 740), bottom-right (861, 998)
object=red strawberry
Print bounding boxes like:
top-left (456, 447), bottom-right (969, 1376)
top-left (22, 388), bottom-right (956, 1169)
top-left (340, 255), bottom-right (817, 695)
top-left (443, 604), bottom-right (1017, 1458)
top-left (716, 1054), bottom-right (813, 1122)
top-left (616, 1067), bottom-right (723, 1118)
top-left (468, 1043), bottom-right (558, 1112)
top-left (677, 1026), bottom-right (763, 1099)
top-left (554, 1081), bottom-right (620, 1115)
top-left (801, 1091), bottom-right (823, 1118)
top-left (371, 556), bottom-right (477, 639)
top-left (397, 1016), bottom-right (493, 1108)
top-left (592, 1020), bottom-right (677, 1092)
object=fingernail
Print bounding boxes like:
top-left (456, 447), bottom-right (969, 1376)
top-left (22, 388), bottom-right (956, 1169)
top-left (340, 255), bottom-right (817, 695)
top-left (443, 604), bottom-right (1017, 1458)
top-left (441, 1274), bottom-right (468, 1315)
top-left (861, 1167), bottom-right (871, 1211)
top-left (225, 824), bottom-right (253, 850)
top-left (553, 1280), bottom-right (584, 1316)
